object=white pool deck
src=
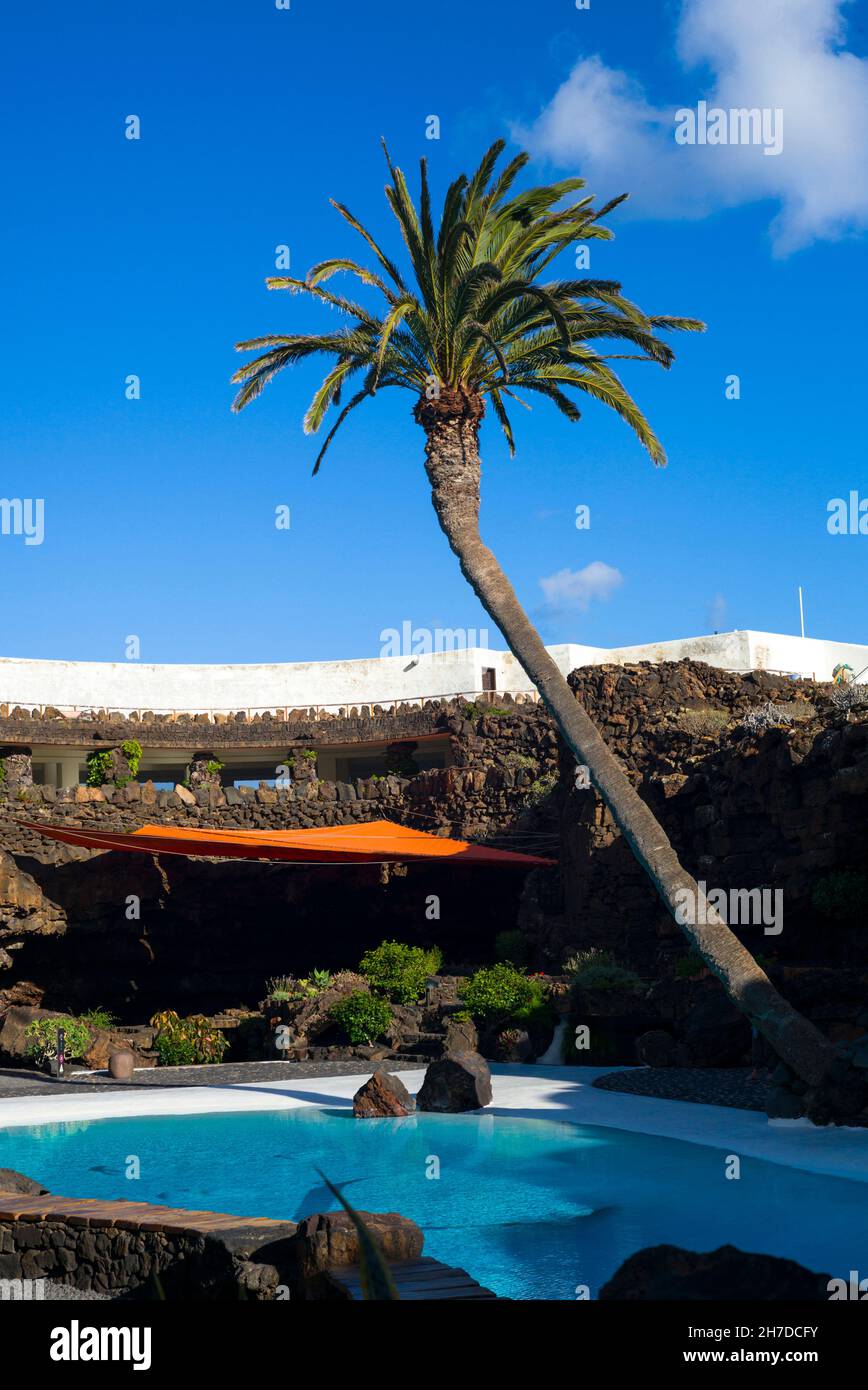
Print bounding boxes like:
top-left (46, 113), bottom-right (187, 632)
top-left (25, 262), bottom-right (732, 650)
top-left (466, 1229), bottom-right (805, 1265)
top-left (2, 1064), bottom-right (867, 1186)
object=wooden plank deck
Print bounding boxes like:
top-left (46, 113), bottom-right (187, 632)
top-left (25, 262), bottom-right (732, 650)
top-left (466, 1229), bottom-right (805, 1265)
top-left (328, 1255), bottom-right (503, 1300)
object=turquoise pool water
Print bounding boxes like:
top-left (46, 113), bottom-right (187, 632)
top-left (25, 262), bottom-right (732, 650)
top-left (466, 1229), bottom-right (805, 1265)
top-left (2, 1107), bottom-right (865, 1299)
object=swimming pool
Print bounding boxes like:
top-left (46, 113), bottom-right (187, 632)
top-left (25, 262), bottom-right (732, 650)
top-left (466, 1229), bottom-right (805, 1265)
top-left (3, 1105), bottom-right (866, 1299)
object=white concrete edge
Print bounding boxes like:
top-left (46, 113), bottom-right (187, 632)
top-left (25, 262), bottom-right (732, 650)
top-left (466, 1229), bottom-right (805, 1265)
top-left (1, 1064), bottom-right (867, 1187)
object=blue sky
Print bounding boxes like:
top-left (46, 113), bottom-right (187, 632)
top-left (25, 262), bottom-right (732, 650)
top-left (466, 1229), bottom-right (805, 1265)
top-left (2, 0), bottom-right (867, 666)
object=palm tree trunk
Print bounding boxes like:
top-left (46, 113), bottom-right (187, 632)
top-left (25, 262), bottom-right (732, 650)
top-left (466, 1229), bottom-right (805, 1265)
top-left (415, 389), bottom-right (833, 1088)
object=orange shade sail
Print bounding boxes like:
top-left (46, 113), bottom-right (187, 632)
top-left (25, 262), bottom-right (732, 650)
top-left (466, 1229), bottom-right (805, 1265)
top-left (19, 818), bottom-right (556, 868)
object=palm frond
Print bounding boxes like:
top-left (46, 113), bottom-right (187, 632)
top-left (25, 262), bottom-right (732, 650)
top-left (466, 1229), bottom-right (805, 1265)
top-left (231, 138), bottom-right (703, 474)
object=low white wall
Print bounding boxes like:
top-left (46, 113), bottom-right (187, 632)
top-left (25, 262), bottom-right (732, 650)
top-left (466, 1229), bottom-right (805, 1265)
top-left (608, 630), bottom-right (752, 672)
top-left (745, 632), bottom-right (868, 682)
top-left (0, 648), bottom-right (544, 716)
top-left (0, 629), bottom-right (864, 715)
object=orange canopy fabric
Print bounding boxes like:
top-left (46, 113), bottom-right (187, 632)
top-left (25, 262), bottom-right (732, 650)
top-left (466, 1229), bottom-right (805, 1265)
top-left (20, 818), bottom-right (556, 868)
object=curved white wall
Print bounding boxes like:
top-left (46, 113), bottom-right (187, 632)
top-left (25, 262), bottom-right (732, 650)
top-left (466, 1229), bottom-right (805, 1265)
top-left (0, 630), bottom-right (865, 716)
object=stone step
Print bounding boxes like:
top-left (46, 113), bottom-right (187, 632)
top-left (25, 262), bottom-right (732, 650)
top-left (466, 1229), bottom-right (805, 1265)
top-left (328, 1255), bottom-right (502, 1300)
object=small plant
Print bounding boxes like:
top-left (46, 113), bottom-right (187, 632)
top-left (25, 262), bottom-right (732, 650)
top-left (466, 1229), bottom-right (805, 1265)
top-left (527, 770), bottom-right (558, 805)
top-left (205, 759), bottom-right (224, 776)
top-left (0, 759), bottom-right (6, 784)
top-left (741, 702), bottom-right (794, 735)
top-left (149, 1010), bottom-right (229, 1066)
top-left (563, 947), bottom-right (612, 976)
top-left (676, 708), bottom-right (729, 738)
top-left (86, 750), bottom-right (114, 787)
top-left (460, 701), bottom-right (511, 720)
top-left (25, 1015), bottom-right (92, 1067)
top-left (86, 739), bottom-right (142, 788)
top-left (674, 953), bottom-right (707, 980)
top-left (830, 684), bottom-right (868, 713)
top-left (330, 991), bottom-right (392, 1044)
top-left (265, 974), bottom-right (296, 1000)
top-left (288, 748), bottom-right (318, 770)
top-left (80, 1007), bottom-right (117, 1030)
top-left (460, 962), bottom-right (537, 1024)
top-left (494, 928), bottom-right (529, 968)
top-left (499, 752), bottom-right (539, 773)
top-left (295, 970), bottom-right (332, 997)
top-left (572, 961), bottom-right (644, 994)
top-left (359, 940), bottom-right (442, 1004)
top-left (121, 740), bottom-right (142, 777)
top-left (496, 1027), bottom-right (523, 1052)
top-left (565, 948), bottom-right (643, 993)
top-left (812, 869), bottom-right (868, 924)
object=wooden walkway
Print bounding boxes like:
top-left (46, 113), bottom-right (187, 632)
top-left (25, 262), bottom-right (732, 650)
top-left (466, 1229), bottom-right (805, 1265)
top-left (328, 1255), bottom-right (502, 1300)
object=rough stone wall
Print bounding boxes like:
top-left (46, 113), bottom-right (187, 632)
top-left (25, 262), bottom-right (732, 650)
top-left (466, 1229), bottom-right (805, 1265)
top-left (552, 662), bottom-right (867, 974)
top-left (0, 694), bottom-right (540, 752)
top-left (0, 700), bottom-right (558, 863)
top-left (0, 1215), bottom-right (215, 1296)
top-left (2, 660), bottom-right (866, 1038)
top-left (0, 704), bottom-right (557, 1020)
top-left (0, 1187), bottom-right (427, 1301)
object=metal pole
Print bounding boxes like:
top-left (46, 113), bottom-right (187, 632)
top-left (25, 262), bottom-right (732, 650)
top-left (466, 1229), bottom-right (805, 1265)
top-left (798, 587), bottom-right (806, 640)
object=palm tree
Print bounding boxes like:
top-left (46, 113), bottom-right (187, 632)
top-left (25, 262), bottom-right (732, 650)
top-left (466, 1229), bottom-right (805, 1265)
top-left (230, 140), bottom-right (832, 1088)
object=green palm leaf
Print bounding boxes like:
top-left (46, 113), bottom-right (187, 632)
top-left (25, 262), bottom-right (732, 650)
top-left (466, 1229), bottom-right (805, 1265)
top-left (232, 137), bottom-right (704, 462)
top-left (315, 1170), bottom-right (399, 1301)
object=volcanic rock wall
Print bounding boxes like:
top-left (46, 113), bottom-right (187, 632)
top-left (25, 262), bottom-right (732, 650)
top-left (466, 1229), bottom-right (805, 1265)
top-left (0, 705), bottom-right (558, 1021)
top-left (1, 661), bottom-right (866, 1041)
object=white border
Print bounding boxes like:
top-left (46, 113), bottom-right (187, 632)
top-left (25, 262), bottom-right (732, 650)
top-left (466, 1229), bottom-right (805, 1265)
top-left (1, 1064), bottom-right (867, 1185)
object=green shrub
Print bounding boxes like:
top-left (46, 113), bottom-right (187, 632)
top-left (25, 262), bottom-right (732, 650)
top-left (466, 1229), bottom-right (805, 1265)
top-left (676, 708), bottom-right (729, 738)
top-left (812, 870), bottom-right (868, 923)
top-left (563, 947), bottom-right (614, 975)
top-left (527, 771), bottom-right (558, 805)
top-left (121, 740), bottom-right (142, 776)
top-left (149, 1010), bottom-right (229, 1066)
top-left (153, 1031), bottom-right (202, 1066)
top-left (294, 969), bottom-right (332, 997)
top-left (25, 1015), bottom-right (92, 1066)
top-left (330, 991), bottom-right (392, 1044)
top-left (86, 740), bottom-right (142, 788)
top-left (565, 948), bottom-right (643, 993)
top-left (460, 963), bottom-right (537, 1024)
top-left (265, 974), bottom-right (297, 1000)
top-left (359, 940), bottom-right (442, 1004)
top-left (674, 953), bottom-right (706, 980)
top-left (460, 702), bottom-right (511, 720)
top-left (80, 1007), bottom-right (117, 1030)
top-left (572, 961), bottom-right (643, 994)
top-left (494, 929), bottom-right (529, 968)
top-left (265, 972), bottom-right (330, 1001)
top-left (287, 749), bottom-right (317, 770)
top-left (512, 977), bottom-right (553, 1031)
top-left (85, 750), bottom-right (114, 787)
top-left (499, 752), bottom-right (539, 773)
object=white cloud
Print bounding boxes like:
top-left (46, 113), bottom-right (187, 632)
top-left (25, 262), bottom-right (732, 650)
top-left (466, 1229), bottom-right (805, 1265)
top-left (539, 561), bottom-right (624, 613)
top-left (517, 0), bottom-right (868, 254)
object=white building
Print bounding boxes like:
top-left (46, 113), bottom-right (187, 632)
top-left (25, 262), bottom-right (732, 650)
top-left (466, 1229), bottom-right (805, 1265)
top-left (0, 629), bottom-right (865, 720)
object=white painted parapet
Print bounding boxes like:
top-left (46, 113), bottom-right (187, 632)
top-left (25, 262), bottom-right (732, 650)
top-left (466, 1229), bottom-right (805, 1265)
top-left (0, 630), bottom-right (865, 717)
